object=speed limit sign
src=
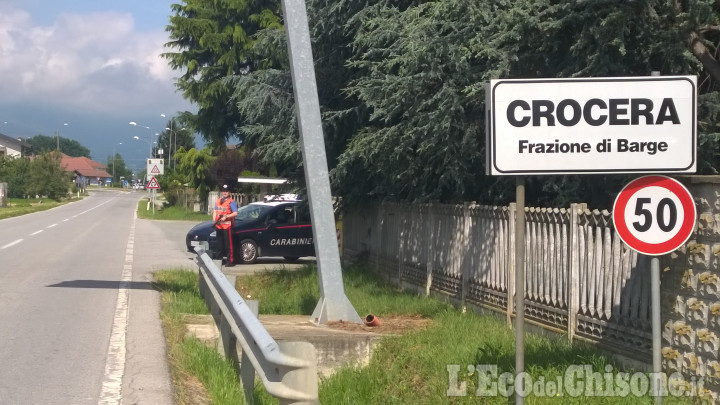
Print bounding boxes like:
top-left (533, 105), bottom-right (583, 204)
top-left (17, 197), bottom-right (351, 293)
top-left (613, 175), bottom-right (696, 256)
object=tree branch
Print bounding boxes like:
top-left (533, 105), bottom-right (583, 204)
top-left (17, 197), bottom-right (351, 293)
top-left (689, 31), bottom-right (720, 83)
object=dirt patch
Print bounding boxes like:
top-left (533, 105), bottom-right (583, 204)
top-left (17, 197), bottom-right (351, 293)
top-left (325, 314), bottom-right (432, 334)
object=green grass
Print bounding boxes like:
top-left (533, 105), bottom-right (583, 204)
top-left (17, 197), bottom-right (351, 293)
top-left (0, 197), bottom-right (76, 219)
top-left (136, 199), bottom-right (211, 221)
top-left (156, 265), bottom-right (701, 405)
top-left (155, 269), bottom-right (252, 405)
top-left (235, 265), bottom-right (452, 318)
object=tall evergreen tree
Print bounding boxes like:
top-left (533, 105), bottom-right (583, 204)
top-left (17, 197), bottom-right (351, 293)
top-left (163, 0), bottom-right (284, 149)
top-left (165, 0), bottom-right (720, 207)
top-left (336, 0), bottom-right (720, 206)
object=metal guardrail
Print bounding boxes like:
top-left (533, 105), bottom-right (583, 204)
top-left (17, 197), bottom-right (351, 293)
top-left (194, 246), bottom-right (319, 405)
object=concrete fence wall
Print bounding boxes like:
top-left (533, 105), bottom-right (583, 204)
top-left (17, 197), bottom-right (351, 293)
top-left (341, 176), bottom-right (720, 401)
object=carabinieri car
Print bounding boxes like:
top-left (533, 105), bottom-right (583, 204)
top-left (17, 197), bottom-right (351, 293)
top-left (186, 196), bottom-right (315, 264)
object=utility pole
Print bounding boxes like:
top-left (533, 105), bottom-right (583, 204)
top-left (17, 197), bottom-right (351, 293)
top-left (56, 123), bottom-right (68, 152)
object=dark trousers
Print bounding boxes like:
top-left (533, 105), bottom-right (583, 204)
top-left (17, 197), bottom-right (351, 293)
top-left (216, 227), bottom-right (234, 264)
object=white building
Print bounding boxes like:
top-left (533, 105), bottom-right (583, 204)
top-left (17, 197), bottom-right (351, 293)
top-left (0, 133), bottom-right (29, 158)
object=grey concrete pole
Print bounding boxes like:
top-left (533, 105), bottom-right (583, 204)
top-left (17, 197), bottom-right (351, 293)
top-left (281, 0), bottom-right (361, 325)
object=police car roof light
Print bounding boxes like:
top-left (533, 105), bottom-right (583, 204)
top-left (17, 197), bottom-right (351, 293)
top-left (263, 194), bottom-right (300, 202)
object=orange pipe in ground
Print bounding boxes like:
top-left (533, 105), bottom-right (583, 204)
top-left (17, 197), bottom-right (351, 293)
top-left (364, 314), bottom-right (381, 327)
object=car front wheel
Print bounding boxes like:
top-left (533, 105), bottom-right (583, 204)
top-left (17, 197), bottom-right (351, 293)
top-left (239, 239), bottom-right (258, 264)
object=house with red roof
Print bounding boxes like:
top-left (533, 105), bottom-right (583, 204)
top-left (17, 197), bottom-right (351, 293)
top-left (59, 153), bottom-right (113, 188)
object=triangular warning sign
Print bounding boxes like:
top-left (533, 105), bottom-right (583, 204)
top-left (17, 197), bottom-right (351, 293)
top-left (146, 177), bottom-right (160, 189)
top-left (150, 165), bottom-right (161, 174)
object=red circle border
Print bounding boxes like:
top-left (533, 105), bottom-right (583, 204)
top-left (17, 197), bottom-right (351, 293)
top-left (612, 175), bottom-right (696, 256)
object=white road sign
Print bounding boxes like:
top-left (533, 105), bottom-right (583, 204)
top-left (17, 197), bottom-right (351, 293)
top-left (612, 175), bottom-right (696, 256)
top-left (147, 159), bottom-right (164, 176)
top-left (486, 76), bottom-right (697, 175)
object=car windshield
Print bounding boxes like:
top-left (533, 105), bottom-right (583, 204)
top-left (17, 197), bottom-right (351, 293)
top-left (236, 204), bottom-right (273, 221)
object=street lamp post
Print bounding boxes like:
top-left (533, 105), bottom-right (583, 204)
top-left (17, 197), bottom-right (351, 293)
top-left (112, 142), bottom-right (122, 186)
top-left (164, 125), bottom-right (186, 169)
top-left (161, 114), bottom-right (171, 166)
top-left (129, 121), bottom-right (153, 157)
top-left (162, 114), bottom-right (185, 170)
top-left (56, 123), bottom-right (69, 151)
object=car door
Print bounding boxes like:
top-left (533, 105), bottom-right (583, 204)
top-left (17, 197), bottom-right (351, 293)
top-left (293, 203), bottom-right (315, 257)
top-left (260, 204), bottom-right (315, 258)
top-left (259, 205), bottom-right (296, 257)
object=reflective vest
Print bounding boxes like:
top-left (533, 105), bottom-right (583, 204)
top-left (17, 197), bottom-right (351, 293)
top-left (213, 197), bottom-right (234, 229)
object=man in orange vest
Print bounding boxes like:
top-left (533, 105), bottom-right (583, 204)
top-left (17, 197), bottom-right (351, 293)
top-left (213, 184), bottom-right (238, 266)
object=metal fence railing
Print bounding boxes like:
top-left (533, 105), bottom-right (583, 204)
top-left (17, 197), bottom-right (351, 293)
top-left (194, 246), bottom-right (319, 404)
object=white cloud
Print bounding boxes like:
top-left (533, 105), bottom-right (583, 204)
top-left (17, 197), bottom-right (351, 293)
top-left (0, 3), bottom-right (197, 169)
top-left (0, 6), bottom-right (189, 115)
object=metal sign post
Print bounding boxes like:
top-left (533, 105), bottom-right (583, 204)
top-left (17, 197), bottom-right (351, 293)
top-left (146, 160), bottom-right (163, 216)
top-left (281, 0), bottom-right (361, 325)
top-left (613, 175), bottom-right (697, 404)
top-left (515, 176), bottom-right (526, 404)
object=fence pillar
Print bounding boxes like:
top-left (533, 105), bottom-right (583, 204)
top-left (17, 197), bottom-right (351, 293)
top-left (461, 202), bottom-right (472, 313)
top-left (0, 183), bottom-right (7, 208)
top-left (376, 203), bottom-right (385, 276)
top-left (568, 203), bottom-right (580, 341)
top-left (399, 214), bottom-right (407, 290)
top-left (426, 202), bottom-right (435, 296)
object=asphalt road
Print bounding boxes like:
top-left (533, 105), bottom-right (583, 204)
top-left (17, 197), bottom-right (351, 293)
top-left (0, 190), bottom-right (197, 405)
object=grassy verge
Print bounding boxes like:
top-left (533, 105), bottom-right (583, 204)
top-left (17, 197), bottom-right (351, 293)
top-left (154, 269), bottom-right (249, 404)
top-left (0, 197), bottom-right (78, 219)
top-left (136, 199), bottom-right (211, 221)
top-left (155, 265), bottom-right (698, 405)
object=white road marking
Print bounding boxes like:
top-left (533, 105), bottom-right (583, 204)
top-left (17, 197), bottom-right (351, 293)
top-left (1, 239), bottom-right (23, 249)
top-left (97, 211), bottom-right (135, 405)
top-left (2, 198), bottom-right (120, 250)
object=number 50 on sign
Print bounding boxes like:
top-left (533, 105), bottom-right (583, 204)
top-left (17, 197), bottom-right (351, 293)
top-left (612, 175), bottom-right (696, 256)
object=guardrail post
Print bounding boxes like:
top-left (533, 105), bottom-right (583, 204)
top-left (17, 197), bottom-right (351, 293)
top-left (194, 246), bottom-right (319, 404)
top-left (241, 301), bottom-right (259, 404)
top-left (276, 341), bottom-right (318, 405)
top-left (217, 314), bottom-right (238, 368)
top-left (198, 270), bottom-right (208, 302)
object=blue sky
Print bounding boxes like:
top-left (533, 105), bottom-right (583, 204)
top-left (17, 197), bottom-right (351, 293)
top-left (0, 0), bottom-right (199, 171)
